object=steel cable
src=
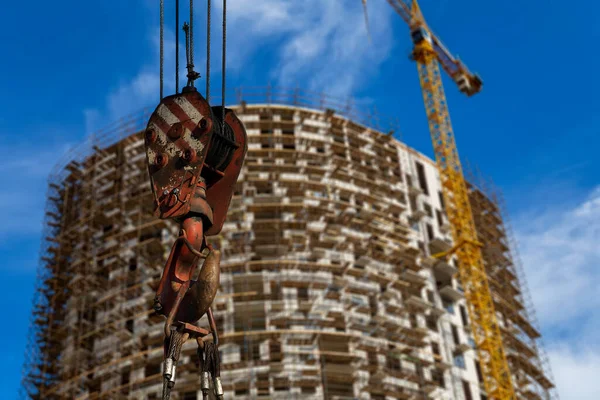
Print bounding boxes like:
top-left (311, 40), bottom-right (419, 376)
top-left (221, 0), bottom-right (226, 137)
top-left (176, 0), bottom-right (179, 93)
top-left (190, 0), bottom-right (194, 68)
top-left (160, 0), bottom-right (164, 99)
top-left (206, 0), bottom-right (211, 101)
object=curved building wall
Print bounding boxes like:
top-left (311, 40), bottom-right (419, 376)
top-left (21, 100), bottom-right (555, 400)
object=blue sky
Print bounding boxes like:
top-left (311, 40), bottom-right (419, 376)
top-left (1, 0), bottom-right (599, 398)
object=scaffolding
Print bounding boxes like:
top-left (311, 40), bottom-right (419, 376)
top-left (20, 87), bottom-right (555, 400)
top-left (466, 167), bottom-right (558, 400)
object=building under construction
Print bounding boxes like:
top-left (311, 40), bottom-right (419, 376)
top-left (21, 88), bottom-right (556, 400)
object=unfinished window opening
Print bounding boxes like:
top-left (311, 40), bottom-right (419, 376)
top-left (121, 371), bottom-right (130, 385)
top-left (274, 378), bottom-right (289, 391)
top-left (415, 161), bottom-right (430, 195)
top-left (302, 386), bottom-right (317, 394)
top-left (426, 223), bottom-right (434, 241)
top-left (368, 351), bottom-right (378, 366)
top-left (409, 313), bottom-right (418, 328)
top-left (431, 342), bottom-right (441, 357)
top-left (386, 355), bottom-right (401, 370)
top-left (82, 308), bottom-right (95, 323)
top-left (398, 192), bottom-right (407, 204)
top-left (436, 209), bottom-right (444, 229)
top-left (128, 257), bottom-right (137, 272)
top-left (424, 202), bottom-right (433, 218)
top-left (270, 340), bottom-right (282, 361)
top-left (475, 361), bottom-right (484, 383)
top-left (416, 363), bottom-right (424, 380)
top-left (126, 319), bottom-right (134, 333)
top-left (256, 185), bottom-right (272, 195)
top-left (426, 314), bottom-right (438, 331)
top-left (369, 296), bottom-right (378, 315)
top-left (462, 380), bottom-right (473, 400)
top-left (451, 325), bottom-right (460, 345)
top-left (427, 289), bottom-right (435, 304)
top-left (431, 368), bottom-right (445, 388)
top-left (297, 286), bottom-right (309, 301)
top-left (460, 305), bottom-right (469, 326)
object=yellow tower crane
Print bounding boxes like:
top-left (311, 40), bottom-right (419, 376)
top-left (372, 1), bottom-right (515, 399)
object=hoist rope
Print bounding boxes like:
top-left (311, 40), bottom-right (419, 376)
top-left (206, 0), bottom-right (211, 101)
top-left (160, 0), bottom-right (164, 99)
top-left (184, 22), bottom-right (190, 72)
top-left (221, 0), bottom-right (227, 137)
top-left (175, 0), bottom-right (179, 93)
top-left (190, 0), bottom-right (194, 68)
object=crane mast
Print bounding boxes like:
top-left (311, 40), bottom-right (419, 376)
top-left (385, 1), bottom-right (516, 398)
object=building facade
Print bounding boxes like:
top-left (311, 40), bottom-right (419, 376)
top-left (21, 93), bottom-right (556, 400)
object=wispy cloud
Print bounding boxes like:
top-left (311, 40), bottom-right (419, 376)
top-left (83, 30), bottom-right (178, 133)
top-left (0, 139), bottom-right (73, 242)
top-left (224, 0), bottom-right (394, 96)
top-left (548, 345), bottom-right (600, 400)
top-left (85, 0), bottom-right (394, 128)
top-left (515, 185), bottom-right (600, 399)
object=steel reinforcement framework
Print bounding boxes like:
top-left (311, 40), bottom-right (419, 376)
top-left (20, 87), bottom-right (556, 400)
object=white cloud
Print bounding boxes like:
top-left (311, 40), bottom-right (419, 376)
top-left (515, 185), bottom-right (600, 399)
top-left (85, 0), bottom-right (394, 129)
top-left (548, 346), bottom-right (600, 400)
top-left (225, 0), bottom-right (394, 96)
top-left (83, 30), bottom-right (179, 133)
top-left (516, 187), bottom-right (600, 329)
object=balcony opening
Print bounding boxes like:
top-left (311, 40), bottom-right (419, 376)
top-left (415, 161), bottom-right (430, 195)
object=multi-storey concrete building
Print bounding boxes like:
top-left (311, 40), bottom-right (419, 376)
top-left (21, 89), bottom-right (556, 400)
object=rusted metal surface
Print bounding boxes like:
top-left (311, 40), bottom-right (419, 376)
top-left (144, 87), bottom-right (247, 399)
top-left (204, 107), bottom-right (247, 236)
top-left (145, 90), bottom-right (214, 220)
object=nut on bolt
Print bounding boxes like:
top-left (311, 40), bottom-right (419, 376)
top-left (196, 117), bottom-right (212, 136)
top-left (182, 148), bottom-right (196, 163)
top-left (145, 128), bottom-right (157, 143)
top-left (168, 123), bottom-right (184, 140)
top-left (156, 153), bottom-right (168, 168)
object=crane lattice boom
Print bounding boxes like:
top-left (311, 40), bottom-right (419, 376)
top-left (386, 0), bottom-right (482, 96)
top-left (385, 0), bottom-right (516, 398)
